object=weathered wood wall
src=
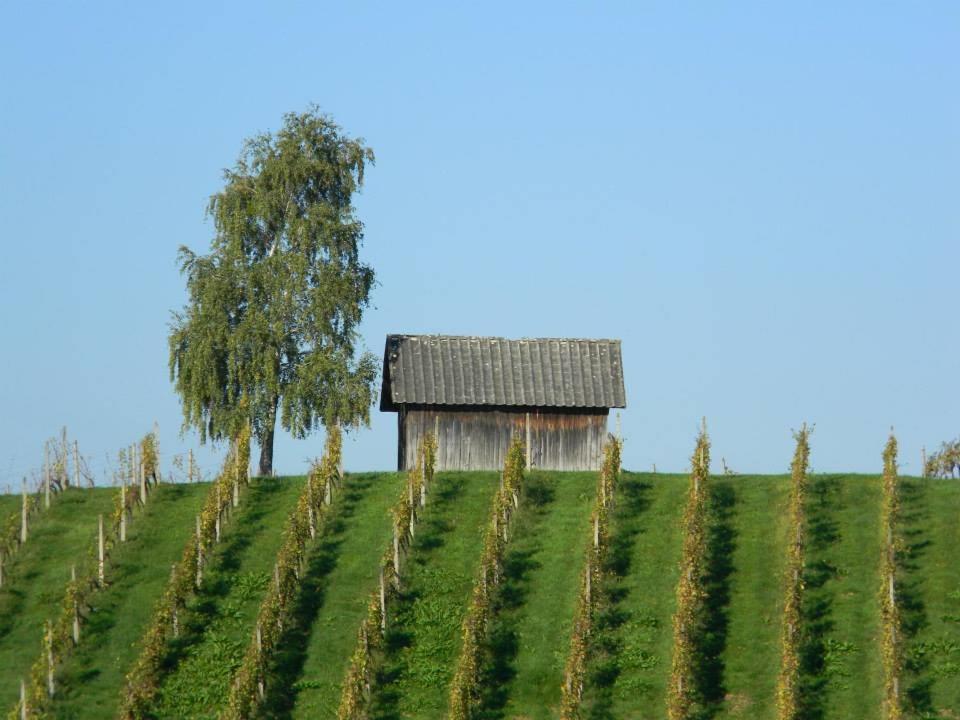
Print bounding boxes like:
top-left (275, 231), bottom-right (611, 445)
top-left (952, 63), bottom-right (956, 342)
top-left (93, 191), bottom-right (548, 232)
top-left (398, 406), bottom-right (609, 471)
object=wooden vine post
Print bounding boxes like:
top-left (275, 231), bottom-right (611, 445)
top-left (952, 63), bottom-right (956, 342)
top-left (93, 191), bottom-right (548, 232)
top-left (21, 478), bottom-right (28, 544)
top-left (140, 460), bottom-right (147, 507)
top-left (189, 448), bottom-right (195, 483)
top-left (73, 439), bottom-right (80, 488)
top-left (98, 514), bottom-right (105, 585)
top-left (120, 480), bottom-right (127, 542)
top-left (46, 620), bottom-right (55, 698)
top-left (71, 565), bottom-right (80, 644)
top-left (195, 515), bottom-right (203, 588)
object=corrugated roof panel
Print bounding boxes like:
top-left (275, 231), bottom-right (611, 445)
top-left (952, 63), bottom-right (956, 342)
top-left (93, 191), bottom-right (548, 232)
top-left (382, 335), bottom-right (626, 409)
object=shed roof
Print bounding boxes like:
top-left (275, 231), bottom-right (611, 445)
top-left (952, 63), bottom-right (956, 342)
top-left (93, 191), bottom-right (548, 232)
top-left (380, 335), bottom-right (626, 411)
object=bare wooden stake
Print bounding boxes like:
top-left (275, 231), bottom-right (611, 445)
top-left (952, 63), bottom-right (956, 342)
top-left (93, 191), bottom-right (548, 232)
top-left (232, 476), bottom-right (239, 508)
top-left (921, 446), bottom-right (927, 478)
top-left (140, 460), bottom-right (147, 506)
top-left (171, 565), bottom-right (179, 637)
top-left (46, 621), bottom-right (55, 697)
top-left (71, 565), bottom-right (79, 644)
top-left (325, 478), bottom-right (332, 506)
top-left (215, 484), bottom-right (222, 542)
top-left (120, 482), bottom-right (127, 542)
top-left (594, 514), bottom-right (600, 548)
top-left (44, 462), bottom-right (50, 510)
top-left (188, 449), bottom-right (195, 483)
top-left (73, 439), bottom-right (80, 489)
top-left (98, 514), bottom-right (105, 585)
top-left (393, 526), bottom-right (401, 583)
top-left (379, 566), bottom-right (387, 631)
top-left (195, 515), bottom-right (203, 589)
top-left (21, 478), bottom-right (28, 544)
top-left (20, 678), bottom-right (27, 720)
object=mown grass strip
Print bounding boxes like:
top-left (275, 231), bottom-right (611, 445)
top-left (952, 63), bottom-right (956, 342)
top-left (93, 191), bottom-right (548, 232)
top-left (714, 476), bottom-right (790, 720)
top-left (151, 476), bottom-right (305, 718)
top-left (255, 471), bottom-right (402, 718)
top-left (900, 476), bottom-right (960, 716)
top-left (368, 471), bottom-right (498, 719)
top-left (0, 488), bottom-right (117, 709)
top-left (581, 473), bottom-right (685, 718)
top-left (48, 483), bottom-right (209, 719)
top-left (800, 474), bottom-right (883, 720)
top-left (477, 471), bottom-right (595, 720)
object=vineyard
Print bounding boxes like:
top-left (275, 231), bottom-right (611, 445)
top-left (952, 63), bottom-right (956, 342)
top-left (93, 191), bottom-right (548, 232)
top-left (1, 439), bottom-right (959, 719)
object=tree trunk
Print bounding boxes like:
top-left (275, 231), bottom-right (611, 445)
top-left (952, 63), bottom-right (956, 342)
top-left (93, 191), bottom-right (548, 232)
top-left (258, 398), bottom-right (278, 476)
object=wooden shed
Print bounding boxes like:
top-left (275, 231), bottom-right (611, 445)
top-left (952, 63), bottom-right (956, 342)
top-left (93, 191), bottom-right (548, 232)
top-left (380, 335), bottom-right (626, 471)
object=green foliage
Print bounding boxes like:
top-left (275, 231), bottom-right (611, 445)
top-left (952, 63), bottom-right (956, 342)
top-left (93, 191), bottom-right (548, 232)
top-left (168, 108), bottom-right (378, 471)
top-left (925, 438), bottom-right (960, 478)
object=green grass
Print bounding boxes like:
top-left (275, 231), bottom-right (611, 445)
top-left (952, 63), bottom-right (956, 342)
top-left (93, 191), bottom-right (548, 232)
top-left (0, 492), bottom-right (20, 520)
top-left (370, 471), bottom-right (499, 720)
top-left (50, 482), bottom-right (209, 719)
top-left (151, 476), bottom-right (305, 720)
top-left (583, 472), bottom-right (687, 718)
top-left (477, 471), bottom-right (596, 720)
top-left (1, 472), bottom-right (959, 718)
top-left (901, 477), bottom-right (960, 717)
top-left (798, 474), bottom-right (884, 720)
top-left (257, 472), bottom-right (402, 718)
top-left (713, 476), bottom-right (791, 719)
top-left (0, 487), bottom-right (118, 710)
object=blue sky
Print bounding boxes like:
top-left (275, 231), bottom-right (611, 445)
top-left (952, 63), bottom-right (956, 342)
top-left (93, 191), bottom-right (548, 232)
top-left (0, 2), bottom-right (957, 486)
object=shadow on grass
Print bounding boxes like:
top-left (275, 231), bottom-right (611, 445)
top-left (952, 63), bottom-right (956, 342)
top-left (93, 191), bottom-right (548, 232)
top-left (579, 477), bottom-right (653, 720)
top-left (472, 474), bottom-right (556, 720)
top-left (259, 474), bottom-right (377, 719)
top-left (899, 480), bottom-right (933, 717)
top-left (798, 475), bottom-right (842, 720)
top-left (369, 475), bottom-right (469, 720)
top-left (158, 496), bottom-right (268, 675)
top-left (693, 482), bottom-right (737, 720)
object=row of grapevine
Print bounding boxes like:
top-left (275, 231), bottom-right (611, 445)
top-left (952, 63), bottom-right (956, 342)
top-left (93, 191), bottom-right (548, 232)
top-left (666, 422), bottom-right (711, 720)
top-left (1, 429), bottom-right (91, 586)
top-left (117, 426), bottom-right (251, 720)
top-left (559, 437), bottom-right (622, 719)
top-left (880, 432), bottom-right (903, 720)
top-left (222, 427), bottom-right (343, 719)
top-left (446, 436), bottom-right (526, 720)
top-left (775, 424), bottom-right (811, 720)
top-left (9, 430), bottom-right (162, 720)
top-left (336, 432), bottom-right (438, 720)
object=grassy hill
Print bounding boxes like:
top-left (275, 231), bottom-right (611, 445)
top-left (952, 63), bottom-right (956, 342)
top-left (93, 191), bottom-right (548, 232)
top-left (0, 471), bottom-right (958, 719)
